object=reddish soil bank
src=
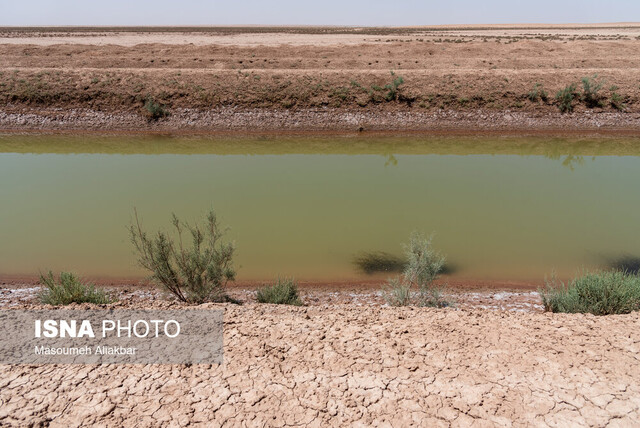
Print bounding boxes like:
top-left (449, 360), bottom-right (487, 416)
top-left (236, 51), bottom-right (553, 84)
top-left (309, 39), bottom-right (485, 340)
top-left (2, 26), bottom-right (640, 132)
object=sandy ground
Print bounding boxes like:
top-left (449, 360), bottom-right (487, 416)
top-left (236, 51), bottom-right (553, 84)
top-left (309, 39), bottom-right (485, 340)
top-left (1, 293), bottom-right (639, 426)
top-left (2, 26), bottom-right (640, 132)
top-left (1, 286), bottom-right (639, 425)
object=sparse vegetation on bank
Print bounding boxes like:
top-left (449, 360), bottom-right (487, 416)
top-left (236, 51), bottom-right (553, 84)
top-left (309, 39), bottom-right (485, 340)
top-left (556, 83), bottom-right (578, 113)
top-left (540, 270), bottom-right (640, 315)
top-left (610, 85), bottom-right (627, 110)
top-left (383, 233), bottom-right (451, 308)
top-left (331, 71), bottom-right (408, 107)
top-left (256, 278), bottom-right (303, 305)
top-left (0, 67), bottom-right (635, 117)
top-left (527, 83), bottom-right (548, 102)
top-left (39, 271), bottom-right (113, 305)
top-left (581, 74), bottom-right (604, 108)
top-left (129, 209), bottom-right (236, 304)
top-left (143, 96), bottom-right (169, 120)
top-left (2, 30), bottom-right (639, 122)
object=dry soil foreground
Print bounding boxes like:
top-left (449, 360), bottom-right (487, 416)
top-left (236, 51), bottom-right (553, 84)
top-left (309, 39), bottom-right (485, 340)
top-left (1, 302), bottom-right (639, 427)
top-left (2, 25), bottom-right (640, 132)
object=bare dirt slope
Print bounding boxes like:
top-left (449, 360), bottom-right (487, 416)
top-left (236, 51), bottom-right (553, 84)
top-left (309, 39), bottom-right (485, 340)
top-left (1, 303), bottom-right (639, 426)
top-left (1, 26), bottom-right (640, 132)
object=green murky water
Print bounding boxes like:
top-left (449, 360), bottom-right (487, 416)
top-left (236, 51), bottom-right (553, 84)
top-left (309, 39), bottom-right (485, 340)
top-left (1, 134), bottom-right (639, 281)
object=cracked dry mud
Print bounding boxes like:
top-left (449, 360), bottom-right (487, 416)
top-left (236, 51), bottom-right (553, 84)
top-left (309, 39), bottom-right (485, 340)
top-left (1, 303), bottom-right (639, 427)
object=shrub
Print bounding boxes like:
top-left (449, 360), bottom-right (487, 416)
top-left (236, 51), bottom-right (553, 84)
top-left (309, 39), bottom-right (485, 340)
top-left (143, 96), bottom-right (169, 120)
top-left (256, 278), bottom-right (302, 305)
top-left (39, 271), bottom-right (112, 305)
top-left (555, 84), bottom-right (577, 113)
top-left (382, 232), bottom-right (451, 307)
top-left (384, 71), bottom-right (405, 101)
top-left (540, 270), bottom-right (640, 315)
top-left (527, 83), bottom-right (548, 102)
top-left (364, 71), bottom-right (406, 103)
top-left (609, 86), bottom-right (626, 111)
top-left (581, 74), bottom-right (604, 108)
top-left (384, 278), bottom-right (412, 306)
top-left (129, 209), bottom-right (236, 304)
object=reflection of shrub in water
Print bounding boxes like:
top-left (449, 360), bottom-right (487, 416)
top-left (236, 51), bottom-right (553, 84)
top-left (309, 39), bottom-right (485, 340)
top-left (607, 255), bottom-right (640, 276)
top-left (354, 251), bottom-right (458, 275)
top-left (543, 151), bottom-right (590, 171)
top-left (354, 252), bottom-right (405, 274)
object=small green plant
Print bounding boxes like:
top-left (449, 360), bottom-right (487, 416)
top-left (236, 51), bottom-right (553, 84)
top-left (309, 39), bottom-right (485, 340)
top-left (256, 278), bottom-right (302, 305)
top-left (609, 85), bottom-right (626, 111)
top-left (540, 270), bottom-right (640, 315)
top-left (129, 209), bottom-right (236, 304)
top-left (555, 83), bottom-right (578, 113)
top-left (384, 277), bottom-right (412, 306)
top-left (384, 71), bottom-right (405, 101)
top-left (39, 271), bottom-right (112, 305)
top-left (527, 83), bottom-right (548, 102)
top-left (581, 74), bottom-right (604, 108)
top-left (383, 232), bottom-right (451, 307)
top-left (143, 96), bottom-right (169, 120)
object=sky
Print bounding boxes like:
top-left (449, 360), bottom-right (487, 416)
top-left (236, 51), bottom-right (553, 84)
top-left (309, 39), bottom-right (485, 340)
top-left (2, 0), bottom-right (639, 26)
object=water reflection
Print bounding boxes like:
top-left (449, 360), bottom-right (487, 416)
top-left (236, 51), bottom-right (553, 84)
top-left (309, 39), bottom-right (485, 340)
top-left (606, 255), bottom-right (640, 275)
top-left (1, 134), bottom-right (639, 280)
top-left (353, 252), bottom-right (459, 276)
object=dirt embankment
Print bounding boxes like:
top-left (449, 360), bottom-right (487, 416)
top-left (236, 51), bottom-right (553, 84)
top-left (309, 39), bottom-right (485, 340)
top-left (2, 27), bottom-right (640, 132)
top-left (1, 301), bottom-right (639, 426)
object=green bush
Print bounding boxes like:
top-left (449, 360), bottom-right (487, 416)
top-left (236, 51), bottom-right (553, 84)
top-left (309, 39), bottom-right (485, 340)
top-left (609, 86), bottom-right (626, 111)
top-left (527, 83), bottom-right (548, 102)
top-left (540, 270), bottom-right (640, 315)
top-left (143, 96), bottom-right (169, 120)
top-left (256, 278), bottom-right (302, 305)
top-left (383, 232), bottom-right (451, 307)
top-left (366, 71), bottom-right (405, 103)
top-left (384, 71), bottom-right (405, 101)
top-left (39, 271), bottom-right (112, 305)
top-left (129, 209), bottom-right (236, 304)
top-left (555, 83), bottom-right (578, 113)
top-left (384, 277), bottom-right (412, 307)
top-left (581, 74), bottom-right (604, 108)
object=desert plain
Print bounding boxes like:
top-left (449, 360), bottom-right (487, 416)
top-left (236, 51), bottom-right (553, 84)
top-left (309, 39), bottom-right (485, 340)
top-left (1, 284), bottom-right (640, 427)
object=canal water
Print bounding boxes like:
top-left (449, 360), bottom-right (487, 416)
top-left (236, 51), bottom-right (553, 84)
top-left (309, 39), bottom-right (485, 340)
top-left (1, 134), bottom-right (639, 281)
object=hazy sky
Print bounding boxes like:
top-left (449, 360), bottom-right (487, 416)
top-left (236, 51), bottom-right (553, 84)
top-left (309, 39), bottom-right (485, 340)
top-left (2, 0), bottom-right (639, 26)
